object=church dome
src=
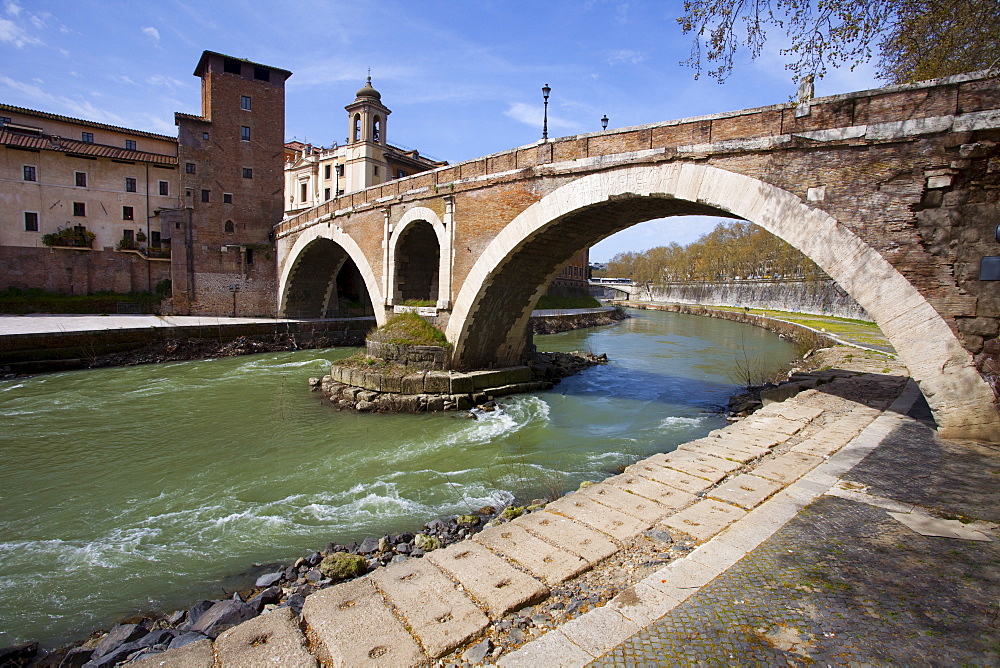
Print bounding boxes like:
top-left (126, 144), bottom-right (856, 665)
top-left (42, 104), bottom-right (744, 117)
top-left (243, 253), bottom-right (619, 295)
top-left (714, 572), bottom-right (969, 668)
top-left (356, 76), bottom-right (381, 101)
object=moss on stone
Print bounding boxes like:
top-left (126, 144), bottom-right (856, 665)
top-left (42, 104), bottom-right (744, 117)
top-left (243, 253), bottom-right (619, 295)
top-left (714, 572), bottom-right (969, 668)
top-left (318, 552), bottom-right (368, 580)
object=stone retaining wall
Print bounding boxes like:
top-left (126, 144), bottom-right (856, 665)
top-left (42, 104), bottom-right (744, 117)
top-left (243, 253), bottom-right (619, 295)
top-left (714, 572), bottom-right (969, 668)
top-left (364, 340), bottom-right (451, 370)
top-left (327, 364), bottom-right (532, 395)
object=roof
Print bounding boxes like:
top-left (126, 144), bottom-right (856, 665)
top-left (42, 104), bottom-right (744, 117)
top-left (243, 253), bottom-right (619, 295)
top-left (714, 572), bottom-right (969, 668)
top-left (1, 128), bottom-right (178, 165)
top-left (0, 103), bottom-right (177, 141)
top-left (194, 51), bottom-right (292, 78)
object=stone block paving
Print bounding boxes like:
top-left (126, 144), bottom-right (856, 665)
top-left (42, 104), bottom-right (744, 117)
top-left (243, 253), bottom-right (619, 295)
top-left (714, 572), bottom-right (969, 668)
top-left (590, 413), bottom-right (1000, 666)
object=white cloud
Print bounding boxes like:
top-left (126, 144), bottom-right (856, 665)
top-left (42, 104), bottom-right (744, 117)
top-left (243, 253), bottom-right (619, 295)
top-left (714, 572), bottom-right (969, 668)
top-left (5, 0), bottom-right (21, 16)
top-left (607, 49), bottom-right (646, 66)
top-left (141, 26), bottom-right (160, 42)
top-left (503, 102), bottom-right (583, 133)
top-left (0, 16), bottom-right (41, 47)
top-left (0, 75), bottom-right (129, 125)
top-left (145, 75), bottom-right (186, 91)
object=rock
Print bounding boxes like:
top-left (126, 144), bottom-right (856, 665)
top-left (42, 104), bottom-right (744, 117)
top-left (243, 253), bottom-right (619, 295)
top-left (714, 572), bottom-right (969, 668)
top-left (166, 610), bottom-right (186, 626)
top-left (413, 533), bottom-right (441, 551)
top-left (424, 518), bottom-right (446, 532)
top-left (396, 542), bottom-right (411, 554)
top-left (0, 642), bottom-right (38, 664)
top-left (59, 646), bottom-right (94, 667)
top-left (378, 536), bottom-right (392, 552)
top-left (356, 400), bottom-right (376, 412)
top-left (500, 505), bottom-right (525, 520)
top-left (248, 586), bottom-right (281, 613)
top-left (509, 628), bottom-right (525, 644)
top-left (318, 552), bottom-right (368, 580)
top-left (141, 638), bottom-right (213, 667)
top-left (397, 531), bottom-right (415, 543)
top-left (462, 638), bottom-right (492, 664)
top-left (456, 514), bottom-right (480, 527)
top-left (279, 593), bottom-right (307, 616)
top-left (531, 613), bottom-right (551, 626)
top-left (644, 529), bottom-right (674, 544)
top-left (306, 551), bottom-right (323, 566)
top-left (188, 600), bottom-right (258, 638)
top-left (184, 600), bottom-right (217, 629)
top-left (91, 623), bottom-right (148, 659)
top-left (390, 554), bottom-right (408, 564)
top-left (477, 505), bottom-right (497, 516)
top-left (304, 569), bottom-right (322, 582)
top-left (579, 480), bottom-right (596, 489)
top-left (358, 536), bottom-right (380, 554)
top-left (135, 629), bottom-right (175, 649)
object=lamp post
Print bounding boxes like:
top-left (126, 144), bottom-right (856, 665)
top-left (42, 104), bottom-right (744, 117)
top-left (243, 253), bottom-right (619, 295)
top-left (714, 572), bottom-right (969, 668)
top-left (541, 84), bottom-right (551, 140)
top-left (601, 115), bottom-right (609, 131)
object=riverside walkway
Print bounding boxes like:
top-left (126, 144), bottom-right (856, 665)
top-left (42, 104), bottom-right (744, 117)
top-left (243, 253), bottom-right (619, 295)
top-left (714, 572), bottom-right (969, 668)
top-left (129, 350), bottom-right (998, 666)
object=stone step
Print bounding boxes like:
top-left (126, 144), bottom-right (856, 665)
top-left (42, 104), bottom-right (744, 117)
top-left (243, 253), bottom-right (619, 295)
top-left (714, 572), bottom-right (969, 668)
top-left (624, 460), bottom-right (715, 495)
top-left (603, 473), bottom-right (698, 510)
top-left (546, 491), bottom-right (653, 540)
top-left (425, 541), bottom-right (549, 618)
top-left (752, 452), bottom-right (824, 485)
top-left (678, 437), bottom-right (769, 463)
top-left (214, 606), bottom-right (315, 667)
top-left (370, 558), bottom-right (490, 658)
top-left (301, 577), bottom-right (426, 666)
top-left (514, 510), bottom-right (618, 564)
top-left (706, 473), bottom-right (783, 510)
top-left (474, 522), bottom-right (591, 584)
top-left (662, 498), bottom-right (748, 541)
top-left (574, 481), bottom-right (677, 524)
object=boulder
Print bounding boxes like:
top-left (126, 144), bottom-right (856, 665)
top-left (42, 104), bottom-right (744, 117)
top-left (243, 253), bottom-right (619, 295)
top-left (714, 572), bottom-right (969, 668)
top-left (188, 600), bottom-right (258, 638)
top-left (248, 586), bottom-right (282, 612)
top-left (413, 533), bottom-right (441, 551)
top-left (357, 536), bottom-right (380, 554)
top-left (255, 571), bottom-right (284, 588)
top-left (184, 600), bottom-right (217, 629)
top-left (167, 632), bottom-right (209, 651)
top-left (318, 552), bottom-right (367, 580)
top-left (0, 642), bottom-right (38, 665)
top-left (91, 623), bottom-right (147, 659)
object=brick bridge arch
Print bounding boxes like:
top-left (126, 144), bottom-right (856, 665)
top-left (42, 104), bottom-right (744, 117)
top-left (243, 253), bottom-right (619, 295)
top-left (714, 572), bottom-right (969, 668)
top-left (447, 162), bottom-right (998, 440)
top-left (277, 71), bottom-right (1000, 440)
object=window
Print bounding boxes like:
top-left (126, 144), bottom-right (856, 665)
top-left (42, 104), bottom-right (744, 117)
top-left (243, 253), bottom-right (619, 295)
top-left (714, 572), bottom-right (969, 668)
top-left (201, 189), bottom-right (210, 202)
top-left (324, 188), bottom-right (331, 200)
top-left (373, 166), bottom-right (379, 176)
top-left (158, 181), bottom-right (169, 196)
top-left (223, 193), bottom-right (233, 204)
top-left (241, 126), bottom-right (251, 141)
top-left (81, 132), bottom-right (94, 143)
top-left (75, 171), bottom-right (87, 187)
top-left (185, 162), bottom-right (196, 174)
top-left (337, 189), bottom-right (344, 196)
top-left (125, 140), bottom-right (136, 150)
top-left (73, 202), bottom-right (86, 216)
top-left (253, 66), bottom-right (269, 82)
top-left (225, 220), bottom-right (235, 233)
top-left (202, 132), bottom-right (209, 140)
top-left (223, 58), bottom-right (242, 74)
top-left (150, 231), bottom-right (161, 247)
top-left (1, 116), bottom-right (10, 125)
top-left (123, 229), bottom-right (134, 244)
top-left (24, 211), bottom-right (38, 232)
top-left (353, 114), bottom-right (361, 142)
top-left (300, 182), bottom-right (308, 202)
top-left (242, 168), bottom-right (253, 179)
top-left (22, 165), bottom-right (36, 181)
top-left (372, 117), bottom-right (381, 142)
top-left (245, 247), bottom-right (254, 264)
top-left (397, 170), bottom-right (406, 179)
top-left (123, 206), bottom-right (134, 220)
top-left (125, 177), bottom-right (137, 192)
top-left (241, 95), bottom-right (251, 111)
top-left (335, 164), bottom-right (344, 177)
top-left (324, 164), bottom-right (331, 179)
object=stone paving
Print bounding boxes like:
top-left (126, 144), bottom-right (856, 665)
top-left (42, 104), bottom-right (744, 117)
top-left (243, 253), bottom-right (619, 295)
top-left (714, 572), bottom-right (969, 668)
top-left (589, 398), bottom-right (1000, 666)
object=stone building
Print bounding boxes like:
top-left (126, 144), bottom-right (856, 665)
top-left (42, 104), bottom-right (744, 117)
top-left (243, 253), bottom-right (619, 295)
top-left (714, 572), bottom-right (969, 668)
top-left (0, 104), bottom-right (179, 294)
top-left (283, 77), bottom-right (445, 216)
top-left (161, 52), bottom-right (291, 317)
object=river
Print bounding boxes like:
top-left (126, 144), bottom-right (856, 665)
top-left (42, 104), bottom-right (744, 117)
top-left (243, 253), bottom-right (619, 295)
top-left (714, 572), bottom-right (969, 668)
top-left (0, 308), bottom-right (798, 648)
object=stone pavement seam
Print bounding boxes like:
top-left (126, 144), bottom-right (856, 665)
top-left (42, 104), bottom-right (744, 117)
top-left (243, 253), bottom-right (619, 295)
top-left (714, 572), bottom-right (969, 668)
top-left (498, 379), bottom-right (920, 667)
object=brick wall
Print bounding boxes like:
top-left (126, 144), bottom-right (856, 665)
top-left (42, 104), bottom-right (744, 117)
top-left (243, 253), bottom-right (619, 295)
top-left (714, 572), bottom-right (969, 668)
top-left (0, 246), bottom-right (170, 295)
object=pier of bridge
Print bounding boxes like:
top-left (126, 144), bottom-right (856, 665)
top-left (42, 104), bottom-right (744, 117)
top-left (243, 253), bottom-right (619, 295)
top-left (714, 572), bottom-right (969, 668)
top-left (275, 70), bottom-right (1000, 441)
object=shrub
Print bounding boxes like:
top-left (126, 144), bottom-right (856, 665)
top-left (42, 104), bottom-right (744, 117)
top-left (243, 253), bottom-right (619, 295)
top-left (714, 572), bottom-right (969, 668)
top-left (367, 311), bottom-right (449, 348)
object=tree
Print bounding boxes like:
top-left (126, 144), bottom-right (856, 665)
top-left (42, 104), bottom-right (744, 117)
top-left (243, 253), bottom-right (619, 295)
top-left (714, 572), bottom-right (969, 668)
top-left (678, 0), bottom-right (1000, 84)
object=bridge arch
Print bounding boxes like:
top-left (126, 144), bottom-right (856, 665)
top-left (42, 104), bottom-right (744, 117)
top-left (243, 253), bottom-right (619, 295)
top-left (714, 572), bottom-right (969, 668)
top-left (278, 224), bottom-right (384, 323)
top-left (388, 206), bottom-right (451, 309)
top-left (448, 162), bottom-right (998, 440)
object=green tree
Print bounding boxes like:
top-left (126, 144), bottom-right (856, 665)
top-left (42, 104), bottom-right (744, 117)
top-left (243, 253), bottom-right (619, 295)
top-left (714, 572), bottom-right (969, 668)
top-left (678, 0), bottom-right (1000, 84)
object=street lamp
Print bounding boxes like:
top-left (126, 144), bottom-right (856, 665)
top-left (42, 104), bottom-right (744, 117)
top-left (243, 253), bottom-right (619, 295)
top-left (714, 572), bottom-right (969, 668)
top-left (601, 115), bottom-right (609, 131)
top-left (541, 84), bottom-right (551, 140)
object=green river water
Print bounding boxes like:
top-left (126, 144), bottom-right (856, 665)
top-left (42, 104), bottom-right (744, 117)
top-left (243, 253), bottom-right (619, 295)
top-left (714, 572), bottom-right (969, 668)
top-left (0, 308), bottom-right (798, 648)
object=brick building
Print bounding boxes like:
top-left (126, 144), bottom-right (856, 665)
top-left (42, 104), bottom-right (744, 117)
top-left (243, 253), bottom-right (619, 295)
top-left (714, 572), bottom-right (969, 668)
top-left (162, 52), bottom-right (291, 316)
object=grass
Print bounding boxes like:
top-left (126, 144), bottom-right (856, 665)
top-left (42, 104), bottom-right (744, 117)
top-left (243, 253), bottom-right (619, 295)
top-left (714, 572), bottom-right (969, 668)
top-left (397, 299), bottom-right (436, 307)
top-left (0, 287), bottom-right (163, 314)
top-left (535, 295), bottom-right (602, 309)
top-left (367, 311), bottom-right (450, 348)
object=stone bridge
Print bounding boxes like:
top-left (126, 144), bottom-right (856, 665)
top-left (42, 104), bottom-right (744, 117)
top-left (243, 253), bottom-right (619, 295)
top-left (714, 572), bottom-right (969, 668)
top-left (275, 71), bottom-right (1000, 441)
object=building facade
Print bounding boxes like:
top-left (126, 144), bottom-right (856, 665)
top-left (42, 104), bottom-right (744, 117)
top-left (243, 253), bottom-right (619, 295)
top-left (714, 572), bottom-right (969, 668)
top-left (283, 78), bottom-right (445, 215)
top-left (162, 52), bottom-right (291, 316)
top-left (0, 105), bottom-right (179, 294)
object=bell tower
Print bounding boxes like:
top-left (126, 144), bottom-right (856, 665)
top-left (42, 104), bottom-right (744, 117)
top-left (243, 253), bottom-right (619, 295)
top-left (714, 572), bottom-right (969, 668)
top-left (344, 76), bottom-right (391, 193)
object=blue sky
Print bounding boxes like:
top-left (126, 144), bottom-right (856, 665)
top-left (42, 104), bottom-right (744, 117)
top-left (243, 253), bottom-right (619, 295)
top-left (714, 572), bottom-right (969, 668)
top-left (1, 0), bottom-right (881, 260)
